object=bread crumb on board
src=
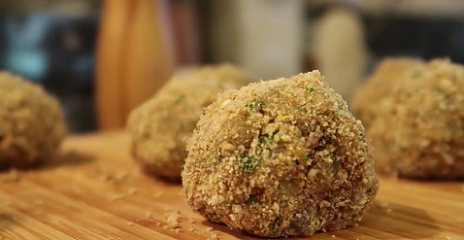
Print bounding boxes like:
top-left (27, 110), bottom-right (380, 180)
top-left (127, 187), bottom-right (137, 195)
top-left (154, 192), bottom-right (164, 198)
top-left (128, 222), bottom-right (134, 226)
top-left (107, 193), bottom-right (125, 201)
top-left (331, 235), bottom-right (336, 238)
top-left (165, 211), bottom-right (180, 229)
top-left (378, 201), bottom-right (389, 208)
top-left (445, 236), bottom-right (453, 240)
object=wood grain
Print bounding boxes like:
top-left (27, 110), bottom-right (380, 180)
top-left (1, 132), bottom-right (463, 240)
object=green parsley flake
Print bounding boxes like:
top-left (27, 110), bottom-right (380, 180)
top-left (245, 196), bottom-right (259, 204)
top-left (304, 154), bottom-right (313, 160)
top-left (241, 154), bottom-right (259, 171)
top-left (246, 101), bottom-right (265, 110)
top-left (307, 88), bottom-right (315, 93)
top-left (259, 130), bottom-right (279, 145)
top-left (333, 160), bottom-right (340, 172)
top-left (270, 217), bottom-right (283, 232)
top-left (175, 95), bottom-right (185, 104)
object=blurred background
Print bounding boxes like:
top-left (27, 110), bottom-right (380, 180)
top-left (1, 0), bottom-right (464, 133)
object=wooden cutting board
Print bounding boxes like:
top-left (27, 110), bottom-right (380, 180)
top-left (1, 131), bottom-right (463, 240)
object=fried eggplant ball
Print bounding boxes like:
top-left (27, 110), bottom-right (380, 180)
top-left (0, 72), bottom-right (66, 169)
top-left (351, 58), bottom-right (425, 128)
top-left (368, 59), bottom-right (464, 179)
top-left (182, 71), bottom-right (379, 237)
top-left (128, 64), bottom-right (252, 180)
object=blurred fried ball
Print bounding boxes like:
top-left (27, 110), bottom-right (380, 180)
top-left (128, 64), bottom-right (252, 180)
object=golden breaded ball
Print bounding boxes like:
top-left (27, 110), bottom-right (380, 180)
top-left (368, 59), bottom-right (464, 179)
top-left (351, 58), bottom-right (425, 128)
top-left (128, 64), bottom-right (252, 180)
top-left (182, 71), bottom-right (379, 237)
top-left (0, 72), bottom-right (66, 169)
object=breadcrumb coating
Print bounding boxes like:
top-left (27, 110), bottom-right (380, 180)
top-left (182, 71), bottom-right (379, 237)
top-left (0, 72), bottom-right (66, 169)
top-left (128, 64), bottom-right (252, 180)
top-left (351, 58), bottom-right (425, 128)
top-left (368, 59), bottom-right (464, 178)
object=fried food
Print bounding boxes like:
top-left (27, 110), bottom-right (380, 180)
top-left (128, 64), bottom-right (252, 180)
top-left (0, 72), bottom-right (66, 169)
top-left (351, 58), bottom-right (425, 128)
top-left (368, 59), bottom-right (464, 179)
top-left (182, 71), bottom-right (379, 237)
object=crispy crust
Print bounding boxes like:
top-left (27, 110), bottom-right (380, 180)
top-left (128, 64), bottom-right (252, 180)
top-left (351, 58), bottom-right (425, 128)
top-left (368, 59), bottom-right (464, 178)
top-left (0, 72), bottom-right (66, 169)
top-left (182, 71), bottom-right (379, 237)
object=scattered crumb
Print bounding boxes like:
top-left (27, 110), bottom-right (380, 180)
top-left (128, 222), bottom-right (134, 226)
top-left (154, 192), bottom-right (164, 198)
top-left (188, 227), bottom-right (195, 232)
top-left (163, 225), bottom-right (168, 230)
top-left (127, 187), bottom-right (137, 195)
top-left (332, 235), bottom-right (336, 238)
top-left (206, 227), bottom-right (213, 231)
top-left (99, 169), bottom-right (128, 184)
top-left (34, 200), bottom-right (43, 205)
top-left (188, 217), bottom-right (195, 224)
top-left (378, 201), bottom-right (389, 208)
top-left (387, 209), bottom-right (393, 213)
top-left (445, 237), bottom-right (453, 240)
top-left (1, 170), bottom-right (20, 183)
top-left (156, 222), bottom-right (161, 227)
top-left (135, 218), bottom-right (140, 222)
top-left (212, 233), bottom-right (218, 239)
top-left (145, 212), bottom-right (152, 219)
top-left (165, 212), bottom-right (180, 229)
top-left (108, 194), bottom-right (125, 201)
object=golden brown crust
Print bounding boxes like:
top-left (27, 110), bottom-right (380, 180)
top-left (351, 57), bottom-right (425, 128)
top-left (128, 64), bottom-right (252, 180)
top-left (368, 59), bottom-right (464, 179)
top-left (0, 72), bottom-right (66, 169)
top-left (182, 71), bottom-right (379, 237)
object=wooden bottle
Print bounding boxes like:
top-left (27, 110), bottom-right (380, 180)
top-left (95, 0), bottom-right (133, 130)
top-left (95, 0), bottom-right (174, 130)
top-left (122, 0), bottom-right (174, 120)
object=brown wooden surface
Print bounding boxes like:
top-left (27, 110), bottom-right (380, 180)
top-left (1, 132), bottom-right (463, 240)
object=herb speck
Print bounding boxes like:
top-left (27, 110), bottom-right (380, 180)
top-left (245, 196), bottom-right (259, 204)
top-left (333, 160), bottom-right (340, 172)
